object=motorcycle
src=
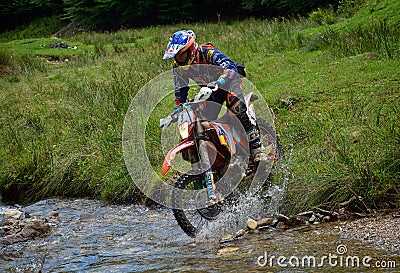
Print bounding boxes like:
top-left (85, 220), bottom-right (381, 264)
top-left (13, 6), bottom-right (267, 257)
top-left (160, 85), bottom-right (281, 237)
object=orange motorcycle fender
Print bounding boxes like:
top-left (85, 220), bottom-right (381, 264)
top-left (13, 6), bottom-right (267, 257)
top-left (161, 140), bottom-right (195, 176)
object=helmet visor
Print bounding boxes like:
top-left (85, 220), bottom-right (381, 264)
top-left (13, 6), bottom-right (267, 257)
top-left (174, 49), bottom-right (191, 66)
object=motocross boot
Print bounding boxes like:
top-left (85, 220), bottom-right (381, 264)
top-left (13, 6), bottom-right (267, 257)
top-left (247, 127), bottom-right (267, 162)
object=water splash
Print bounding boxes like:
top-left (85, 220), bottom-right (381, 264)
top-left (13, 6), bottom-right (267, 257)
top-left (195, 143), bottom-right (293, 242)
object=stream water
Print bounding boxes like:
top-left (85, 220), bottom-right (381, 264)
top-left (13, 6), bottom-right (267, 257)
top-left (1, 196), bottom-right (398, 273)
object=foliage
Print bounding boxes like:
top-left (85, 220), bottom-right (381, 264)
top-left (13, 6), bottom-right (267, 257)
top-left (0, 0), bottom-right (399, 212)
top-left (337, 0), bottom-right (367, 18)
top-left (0, 0), bottom-right (64, 32)
top-left (1, 0), bottom-right (341, 32)
top-left (309, 7), bottom-right (337, 25)
top-left (243, 0), bottom-right (340, 17)
top-left (317, 19), bottom-right (400, 59)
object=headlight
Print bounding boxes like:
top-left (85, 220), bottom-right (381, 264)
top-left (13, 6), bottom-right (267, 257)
top-left (178, 121), bottom-right (189, 139)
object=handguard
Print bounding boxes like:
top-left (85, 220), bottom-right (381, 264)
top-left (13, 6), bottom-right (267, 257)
top-left (160, 115), bottom-right (173, 131)
top-left (160, 111), bottom-right (179, 131)
top-left (194, 86), bottom-right (215, 103)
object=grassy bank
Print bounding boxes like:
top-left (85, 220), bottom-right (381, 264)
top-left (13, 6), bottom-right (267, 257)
top-left (0, 0), bottom-right (399, 213)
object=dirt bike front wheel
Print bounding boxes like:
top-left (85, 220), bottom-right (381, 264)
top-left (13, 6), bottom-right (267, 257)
top-left (172, 172), bottom-right (222, 238)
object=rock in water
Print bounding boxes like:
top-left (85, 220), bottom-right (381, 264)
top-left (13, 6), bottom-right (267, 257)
top-left (257, 217), bottom-right (274, 228)
top-left (0, 219), bottom-right (51, 245)
top-left (247, 218), bottom-right (258, 230)
top-left (3, 209), bottom-right (23, 220)
top-left (276, 214), bottom-right (290, 224)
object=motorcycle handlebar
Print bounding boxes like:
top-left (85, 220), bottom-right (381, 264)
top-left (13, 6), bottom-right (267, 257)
top-left (160, 111), bottom-right (179, 130)
top-left (160, 86), bottom-right (215, 130)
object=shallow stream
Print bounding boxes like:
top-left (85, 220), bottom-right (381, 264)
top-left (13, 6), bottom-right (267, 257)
top-left (0, 198), bottom-right (398, 272)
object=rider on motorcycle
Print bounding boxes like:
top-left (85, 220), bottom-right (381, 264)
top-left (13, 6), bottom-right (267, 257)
top-left (162, 29), bottom-right (265, 161)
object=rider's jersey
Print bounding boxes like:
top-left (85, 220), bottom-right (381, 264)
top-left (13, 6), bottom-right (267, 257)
top-left (173, 43), bottom-right (239, 106)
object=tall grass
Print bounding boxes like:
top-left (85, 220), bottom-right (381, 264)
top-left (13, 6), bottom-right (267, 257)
top-left (283, 84), bottom-right (400, 213)
top-left (0, 45), bottom-right (164, 203)
top-left (0, 1), bottom-right (399, 211)
top-left (317, 19), bottom-right (400, 59)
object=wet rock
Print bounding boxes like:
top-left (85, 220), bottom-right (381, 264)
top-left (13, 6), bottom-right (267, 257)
top-left (276, 222), bottom-right (288, 229)
top-left (353, 212), bottom-right (367, 218)
top-left (220, 234), bottom-right (234, 244)
top-left (296, 211), bottom-right (314, 218)
top-left (247, 217), bottom-right (275, 230)
top-left (256, 217), bottom-right (274, 228)
top-left (0, 219), bottom-right (51, 245)
top-left (308, 214), bottom-right (317, 223)
top-left (234, 229), bottom-right (246, 238)
top-left (276, 214), bottom-right (290, 225)
top-left (322, 216), bottom-right (331, 223)
top-left (315, 213), bottom-right (324, 221)
top-left (270, 219), bottom-right (279, 227)
top-left (3, 209), bottom-right (23, 220)
top-left (314, 208), bottom-right (332, 217)
top-left (288, 226), bottom-right (311, 232)
top-left (289, 215), bottom-right (308, 226)
top-left (247, 218), bottom-right (258, 230)
top-left (217, 246), bottom-right (239, 255)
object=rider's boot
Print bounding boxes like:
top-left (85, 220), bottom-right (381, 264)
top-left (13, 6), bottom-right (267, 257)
top-left (247, 127), bottom-right (267, 162)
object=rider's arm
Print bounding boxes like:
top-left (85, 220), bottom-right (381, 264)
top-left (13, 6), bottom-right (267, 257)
top-left (204, 48), bottom-right (238, 86)
top-left (173, 64), bottom-right (189, 108)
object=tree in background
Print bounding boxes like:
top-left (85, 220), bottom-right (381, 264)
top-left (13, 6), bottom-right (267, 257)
top-left (0, 0), bottom-right (341, 32)
top-left (0, 0), bottom-right (64, 32)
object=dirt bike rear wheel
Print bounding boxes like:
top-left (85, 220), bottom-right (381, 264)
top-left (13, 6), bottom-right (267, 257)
top-left (257, 119), bottom-right (283, 164)
top-left (172, 172), bottom-right (222, 238)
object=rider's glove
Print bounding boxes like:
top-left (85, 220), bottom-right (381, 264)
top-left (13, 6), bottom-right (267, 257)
top-left (174, 105), bottom-right (182, 113)
top-left (208, 78), bottom-right (227, 91)
top-left (171, 105), bottom-right (182, 122)
top-left (207, 81), bottom-right (219, 91)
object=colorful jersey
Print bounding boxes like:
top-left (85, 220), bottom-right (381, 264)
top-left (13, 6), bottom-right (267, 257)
top-left (173, 43), bottom-right (239, 106)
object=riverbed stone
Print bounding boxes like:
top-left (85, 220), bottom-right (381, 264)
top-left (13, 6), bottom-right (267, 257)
top-left (256, 217), bottom-right (274, 227)
top-left (0, 219), bottom-right (51, 245)
top-left (315, 207), bottom-right (332, 216)
top-left (289, 215), bottom-right (308, 226)
top-left (296, 211), bottom-right (314, 218)
top-left (234, 229), bottom-right (246, 238)
top-left (246, 218), bottom-right (258, 230)
top-left (270, 218), bottom-right (279, 227)
top-left (3, 209), bottom-right (23, 220)
top-left (276, 222), bottom-right (288, 229)
top-left (322, 216), bottom-right (331, 222)
top-left (276, 214), bottom-right (290, 224)
top-left (309, 214), bottom-right (317, 223)
top-left (217, 246), bottom-right (239, 255)
top-left (220, 234), bottom-right (234, 243)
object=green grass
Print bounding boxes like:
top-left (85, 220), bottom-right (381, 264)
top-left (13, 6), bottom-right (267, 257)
top-left (0, 0), bottom-right (399, 212)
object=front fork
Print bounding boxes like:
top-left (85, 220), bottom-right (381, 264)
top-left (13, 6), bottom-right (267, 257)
top-left (196, 118), bottom-right (217, 201)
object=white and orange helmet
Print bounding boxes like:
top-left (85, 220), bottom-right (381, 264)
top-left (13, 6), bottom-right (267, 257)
top-left (163, 30), bottom-right (198, 65)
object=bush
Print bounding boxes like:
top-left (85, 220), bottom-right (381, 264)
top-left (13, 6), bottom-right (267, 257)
top-left (309, 8), bottom-right (338, 25)
top-left (337, 0), bottom-right (367, 17)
